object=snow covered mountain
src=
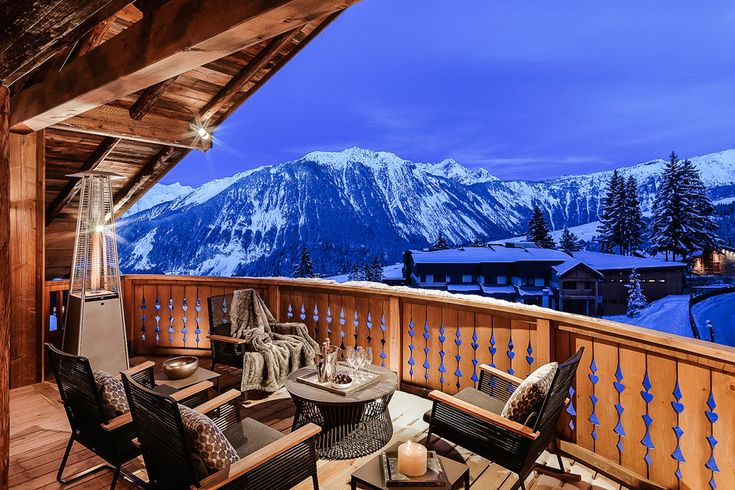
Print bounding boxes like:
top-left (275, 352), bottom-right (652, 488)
top-left (118, 147), bottom-right (735, 277)
top-left (124, 182), bottom-right (193, 215)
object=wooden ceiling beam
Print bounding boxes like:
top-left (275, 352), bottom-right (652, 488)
top-left (10, 0), bottom-right (356, 131)
top-left (1, 0), bottom-right (133, 87)
top-left (197, 28), bottom-right (302, 124)
top-left (114, 146), bottom-right (176, 215)
top-left (45, 136), bottom-right (119, 225)
top-left (52, 105), bottom-right (211, 150)
top-left (128, 77), bottom-right (176, 121)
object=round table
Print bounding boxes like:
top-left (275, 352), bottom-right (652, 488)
top-left (286, 365), bottom-right (397, 460)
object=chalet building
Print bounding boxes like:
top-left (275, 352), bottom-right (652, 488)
top-left (404, 245), bottom-right (687, 316)
top-left (691, 246), bottom-right (735, 278)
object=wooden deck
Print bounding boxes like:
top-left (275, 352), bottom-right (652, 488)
top-left (10, 381), bottom-right (626, 489)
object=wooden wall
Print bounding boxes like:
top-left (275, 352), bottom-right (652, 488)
top-left (9, 130), bottom-right (45, 388)
top-left (0, 83), bottom-right (11, 490)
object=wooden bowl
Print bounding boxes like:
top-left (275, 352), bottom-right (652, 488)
top-left (162, 356), bottom-right (198, 379)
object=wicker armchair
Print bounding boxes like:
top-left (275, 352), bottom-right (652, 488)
top-left (425, 348), bottom-right (584, 490)
top-left (44, 343), bottom-right (210, 489)
top-left (122, 372), bottom-right (322, 489)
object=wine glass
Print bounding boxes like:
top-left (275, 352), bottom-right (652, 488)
top-left (345, 346), bottom-right (358, 379)
top-left (364, 346), bottom-right (373, 373)
top-left (356, 346), bottom-right (367, 380)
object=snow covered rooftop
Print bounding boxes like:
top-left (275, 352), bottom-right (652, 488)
top-left (480, 285), bottom-right (516, 295)
top-left (552, 259), bottom-right (604, 278)
top-left (569, 251), bottom-right (686, 271)
top-left (447, 284), bottom-right (482, 293)
top-left (381, 263), bottom-right (404, 280)
top-left (409, 246), bottom-right (571, 264)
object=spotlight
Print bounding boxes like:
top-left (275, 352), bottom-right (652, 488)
top-left (197, 126), bottom-right (210, 140)
top-left (95, 224), bottom-right (105, 233)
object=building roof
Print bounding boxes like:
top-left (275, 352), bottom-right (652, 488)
top-left (447, 284), bottom-right (482, 293)
top-left (552, 259), bottom-right (605, 278)
top-left (409, 246), bottom-right (571, 265)
top-left (480, 285), bottom-right (517, 295)
top-left (569, 251), bottom-right (686, 271)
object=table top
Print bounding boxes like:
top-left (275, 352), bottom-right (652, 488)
top-left (286, 364), bottom-right (397, 405)
top-left (155, 366), bottom-right (220, 389)
top-left (351, 442), bottom-right (469, 489)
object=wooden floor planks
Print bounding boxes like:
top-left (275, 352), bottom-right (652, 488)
top-left (9, 382), bottom-right (625, 490)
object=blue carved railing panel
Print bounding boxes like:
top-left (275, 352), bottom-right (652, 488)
top-left (380, 314), bottom-right (387, 367)
top-left (567, 386), bottom-right (576, 430)
top-left (671, 381), bottom-right (685, 482)
top-left (408, 318), bottom-right (416, 379)
top-left (588, 355), bottom-right (599, 441)
top-left (154, 294), bottom-right (161, 345)
top-left (526, 339), bottom-right (534, 367)
top-left (705, 390), bottom-right (719, 489)
top-left (366, 312), bottom-right (373, 354)
top-left (140, 293), bottom-right (147, 344)
top-left (454, 324), bottom-right (462, 390)
top-left (195, 295), bottom-right (201, 347)
top-left (339, 307), bottom-right (346, 350)
top-left (312, 304), bottom-right (318, 340)
top-left (471, 326), bottom-right (479, 386)
top-left (613, 362), bottom-right (626, 456)
top-left (507, 335), bottom-right (515, 376)
top-left (168, 295), bottom-right (174, 347)
top-left (438, 323), bottom-right (446, 387)
top-left (181, 296), bottom-right (188, 347)
top-left (353, 311), bottom-right (359, 347)
top-left (287, 303), bottom-right (293, 319)
top-left (423, 319), bottom-right (431, 383)
top-left (640, 371), bottom-right (654, 468)
top-left (300, 304), bottom-right (306, 321)
top-left (326, 306), bottom-right (332, 336)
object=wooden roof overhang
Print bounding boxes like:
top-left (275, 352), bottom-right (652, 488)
top-left (2, 0), bottom-right (358, 278)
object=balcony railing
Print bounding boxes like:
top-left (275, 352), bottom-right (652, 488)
top-left (43, 274), bottom-right (735, 489)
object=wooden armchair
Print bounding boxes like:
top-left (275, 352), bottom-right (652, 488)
top-left (425, 348), bottom-right (584, 490)
top-left (122, 372), bottom-right (322, 489)
top-left (44, 343), bottom-right (211, 490)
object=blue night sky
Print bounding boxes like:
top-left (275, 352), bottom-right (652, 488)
top-left (164, 0), bottom-right (735, 186)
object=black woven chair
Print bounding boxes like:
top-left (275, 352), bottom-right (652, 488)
top-left (207, 293), bottom-right (249, 373)
top-left (45, 343), bottom-right (211, 489)
top-left (425, 348), bottom-right (584, 490)
top-left (121, 372), bottom-right (322, 489)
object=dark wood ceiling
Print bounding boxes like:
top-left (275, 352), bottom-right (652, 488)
top-left (1, 0), bottom-right (351, 278)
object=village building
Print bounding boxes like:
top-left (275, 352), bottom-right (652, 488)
top-left (403, 244), bottom-right (686, 316)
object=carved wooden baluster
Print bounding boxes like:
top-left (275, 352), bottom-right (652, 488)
top-left (408, 318), bottom-right (416, 382)
top-left (705, 382), bottom-right (719, 489)
top-left (438, 322), bottom-right (446, 389)
top-left (140, 292), bottom-right (147, 345)
top-left (613, 362), bottom-right (625, 457)
top-left (154, 294), bottom-right (161, 345)
top-left (181, 296), bottom-right (188, 347)
top-left (194, 295), bottom-right (201, 347)
top-left (454, 323), bottom-right (462, 390)
top-left (422, 319), bottom-right (430, 386)
top-left (379, 314), bottom-right (387, 367)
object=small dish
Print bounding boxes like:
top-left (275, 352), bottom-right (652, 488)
top-left (331, 373), bottom-right (353, 389)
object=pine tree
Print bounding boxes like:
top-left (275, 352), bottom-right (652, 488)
top-left (293, 247), bottom-right (315, 278)
top-left (621, 176), bottom-right (644, 255)
top-left (649, 152), bottom-right (687, 261)
top-left (348, 263), bottom-right (366, 281)
top-left (526, 206), bottom-right (555, 248)
top-left (433, 232), bottom-right (449, 250)
top-left (597, 170), bottom-right (626, 254)
top-left (679, 159), bottom-right (720, 256)
top-left (625, 268), bottom-right (647, 317)
top-left (364, 257), bottom-right (383, 282)
top-left (559, 227), bottom-right (582, 253)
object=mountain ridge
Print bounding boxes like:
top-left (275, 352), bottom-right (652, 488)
top-left (118, 147), bottom-right (735, 277)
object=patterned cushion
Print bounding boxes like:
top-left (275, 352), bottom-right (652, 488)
top-left (179, 404), bottom-right (239, 474)
top-left (92, 370), bottom-right (129, 420)
top-left (501, 362), bottom-right (558, 424)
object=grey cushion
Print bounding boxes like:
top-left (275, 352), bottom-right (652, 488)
top-left (224, 417), bottom-right (283, 459)
top-left (424, 387), bottom-right (505, 423)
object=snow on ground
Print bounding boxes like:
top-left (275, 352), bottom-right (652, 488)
top-left (691, 292), bottom-right (735, 347)
top-left (504, 220), bottom-right (602, 243)
top-left (605, 295), bottom-right (692, 338)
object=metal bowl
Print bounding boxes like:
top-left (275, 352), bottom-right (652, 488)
top-left (162, 356), bottom-right (198, 380)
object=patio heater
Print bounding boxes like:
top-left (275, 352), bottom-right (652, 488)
top-left (62, 171), bottom-right (129, 373)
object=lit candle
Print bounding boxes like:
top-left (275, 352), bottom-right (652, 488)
top-left (397, 440), bottom-right (427, 477)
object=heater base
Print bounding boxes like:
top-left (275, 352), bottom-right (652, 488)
top-left (63, 294), bottom-right (129, 374)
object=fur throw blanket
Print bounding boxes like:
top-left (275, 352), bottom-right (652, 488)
top-left (230, 289), bottom-right (318, 392)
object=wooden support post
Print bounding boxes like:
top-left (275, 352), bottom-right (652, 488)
top-left (0, 83), bottom-right (11, 489)
top-left (9, 129), bottom-right (45, 388)
top-left (387, 296), bottom-right (402, 383)
top-left (536, 318), bottom-right (553, 365)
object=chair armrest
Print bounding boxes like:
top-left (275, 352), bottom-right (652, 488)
top-left (479, 364), bottom-right (523, 385)
top-left (198, 423), bottom-right (322, 490)
top-left (123, 360), bottom-right (155, 377)
top-left (207, 334), bottom-right (247, 345)
top-left (429, 390), bottom-right (538, 440)
top-left (193, 389), bottom-right (241, 415)
top-left (100, 412), bottom-right (132, 431)
top-left (170, 381), bottom-right (214, 402)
